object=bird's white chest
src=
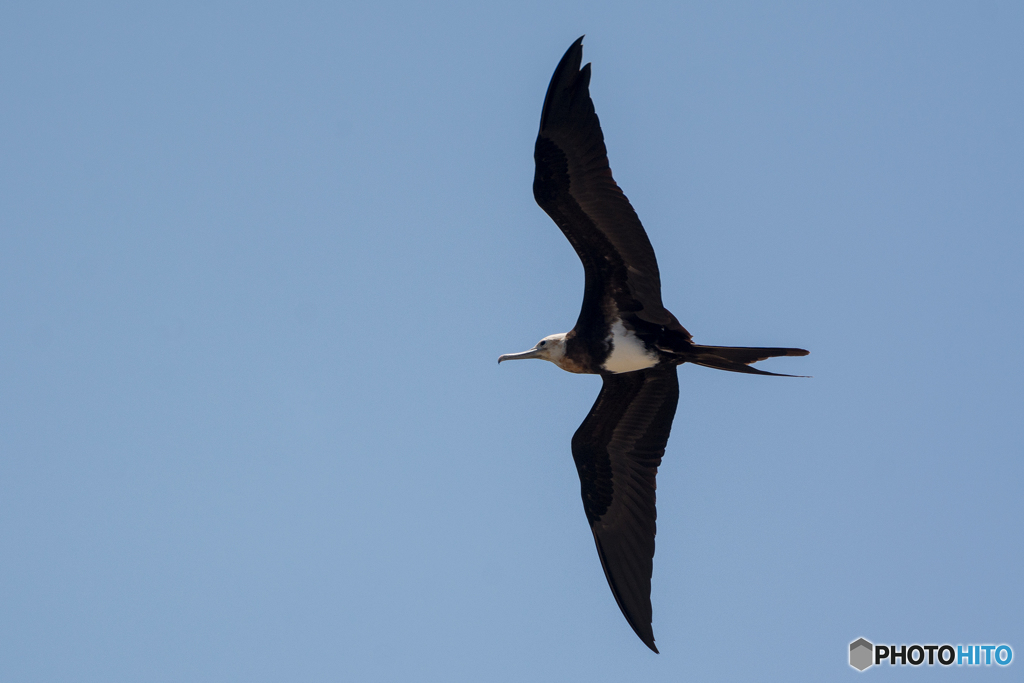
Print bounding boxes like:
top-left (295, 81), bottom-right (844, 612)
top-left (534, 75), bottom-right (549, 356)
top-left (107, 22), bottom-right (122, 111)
top-left (601, 320), bottom-right (659, 374)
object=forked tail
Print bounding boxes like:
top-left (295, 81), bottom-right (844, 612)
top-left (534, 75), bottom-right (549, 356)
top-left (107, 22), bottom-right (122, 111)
top-left (687, 344), bottom-right (809, 377)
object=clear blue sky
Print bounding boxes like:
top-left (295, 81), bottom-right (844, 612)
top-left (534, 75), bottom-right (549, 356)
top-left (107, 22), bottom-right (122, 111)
top-left (2, 2), bottom-right (1021, 681)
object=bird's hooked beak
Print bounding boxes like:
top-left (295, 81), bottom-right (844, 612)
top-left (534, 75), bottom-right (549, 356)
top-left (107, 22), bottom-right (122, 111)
top-left (498, 346), bottom-right (544, 364)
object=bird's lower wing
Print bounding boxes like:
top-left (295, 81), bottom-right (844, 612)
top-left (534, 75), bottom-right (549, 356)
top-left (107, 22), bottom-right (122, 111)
top-left (570, 365), bottom-right (680, 653)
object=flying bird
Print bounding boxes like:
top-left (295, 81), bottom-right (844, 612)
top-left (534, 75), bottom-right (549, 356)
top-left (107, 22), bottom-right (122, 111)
top-left (499, 37), bottom-right (808, 654)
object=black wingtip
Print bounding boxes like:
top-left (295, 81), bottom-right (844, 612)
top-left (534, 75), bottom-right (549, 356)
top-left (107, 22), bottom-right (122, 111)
top-left (590, 531), bottom-right (661, 655)
top-left (556, 37), bottom-right (584, 74)
top-left (539, 38), bottom-right (593, 133)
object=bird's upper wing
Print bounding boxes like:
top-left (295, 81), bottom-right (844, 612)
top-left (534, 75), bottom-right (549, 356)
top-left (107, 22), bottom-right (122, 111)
top-left (571, 364), bottom-right (680, 653)
top-left (533, 37), bottom-right (688, 338)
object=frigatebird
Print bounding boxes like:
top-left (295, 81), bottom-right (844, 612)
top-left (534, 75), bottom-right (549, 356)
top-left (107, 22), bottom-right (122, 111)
top-left (498, 37), bottom-right (808, 653)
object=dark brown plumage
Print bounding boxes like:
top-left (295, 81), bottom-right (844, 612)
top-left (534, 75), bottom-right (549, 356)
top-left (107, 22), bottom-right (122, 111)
top-left (499, 37), bottom-right (808, 653)
top-left (571, 365), bottom-right (679, 653)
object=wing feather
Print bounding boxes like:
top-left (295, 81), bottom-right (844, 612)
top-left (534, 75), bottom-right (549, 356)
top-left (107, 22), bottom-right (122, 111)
top-left (534, 38), bottom-right (687, 336)
top-left (570, 365), bottom-right (680, 653)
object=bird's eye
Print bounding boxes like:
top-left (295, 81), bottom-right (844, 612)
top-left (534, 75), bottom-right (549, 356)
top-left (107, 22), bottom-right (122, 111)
top-left (539, 341), bottom-right (547, 346)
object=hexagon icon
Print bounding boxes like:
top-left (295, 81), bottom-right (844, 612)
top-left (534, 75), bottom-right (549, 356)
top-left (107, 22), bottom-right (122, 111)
top-left (849, 638), bottom-right (873, 671)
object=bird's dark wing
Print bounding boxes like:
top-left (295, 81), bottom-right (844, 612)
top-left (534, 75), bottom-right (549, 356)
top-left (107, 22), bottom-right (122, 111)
top-left (534, 37), bottom-right (688, 338)
top-left (571, 365), bottom-right (680, 653)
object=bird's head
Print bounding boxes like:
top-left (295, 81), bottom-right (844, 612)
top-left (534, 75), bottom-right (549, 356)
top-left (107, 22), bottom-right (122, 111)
top-left (498, 333), bottom-right (568, 367)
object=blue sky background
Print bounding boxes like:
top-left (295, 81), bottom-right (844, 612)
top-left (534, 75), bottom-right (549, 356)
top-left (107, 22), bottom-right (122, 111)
top-left (2, 2), bottom-right (1022, 681)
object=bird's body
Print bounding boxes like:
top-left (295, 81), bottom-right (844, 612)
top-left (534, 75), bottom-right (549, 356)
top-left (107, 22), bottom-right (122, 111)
top-left (499, 38), bottom-right (808, 653)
